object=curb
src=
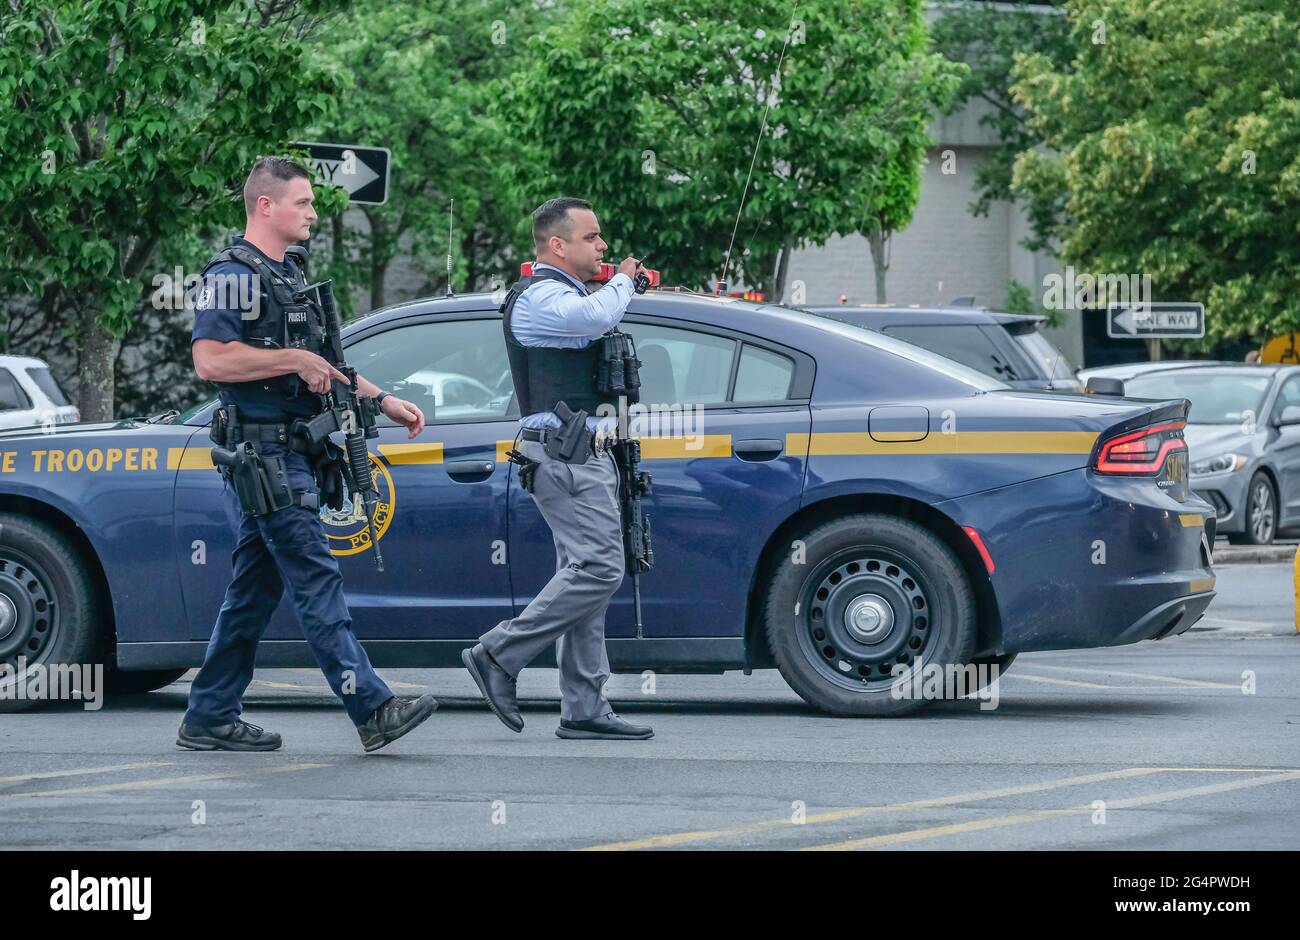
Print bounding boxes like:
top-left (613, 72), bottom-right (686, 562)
top-left (1212, 545), bottom-right (1298, 564)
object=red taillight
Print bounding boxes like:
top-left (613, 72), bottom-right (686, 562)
top-left (1094, 420), bottom-right (1187, 474)
top-left (962, 526), bottom-right (995, 574)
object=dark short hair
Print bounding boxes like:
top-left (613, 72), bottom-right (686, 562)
top-left (243, 156), bottom-right (311, 216)
top-left (532, 197), bottom-right (593, 252)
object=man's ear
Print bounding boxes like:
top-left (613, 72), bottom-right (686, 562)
top-left (549, 235), bottom-right (565, 257)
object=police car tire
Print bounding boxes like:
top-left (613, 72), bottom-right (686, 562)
top-left (0, 513), bottom-right (102, 713)
top-left (764, 513), bottom-right (978, 717)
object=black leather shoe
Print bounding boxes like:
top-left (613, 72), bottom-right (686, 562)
top-left (462, 644), bottom-right (523, 732)
top-left (556, 712), bottom-right (653, 740)
top-left (358, 693), bottom-right (438, 753)
top-left (177, 719), bottom-right (282, 752)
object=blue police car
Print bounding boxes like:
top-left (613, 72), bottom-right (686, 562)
top-left (0, 287), bottom-right (1216, 715)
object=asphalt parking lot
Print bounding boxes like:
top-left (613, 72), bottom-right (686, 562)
top-left (2, 561), bottom-right (1296, 851)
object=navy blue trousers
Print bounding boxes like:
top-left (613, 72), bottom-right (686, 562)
top-left (184, 444), bottom-right (392, 728)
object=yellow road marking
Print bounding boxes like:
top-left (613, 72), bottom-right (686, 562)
top-left (1026, 664), bottom-right (1237, 689)
top-left (249, 678), bottom-right (321, 693)
top-left (0, 762), bottom-right (173, 786)
top-left (0, 764), bottom-right (331, 800)
top-left (582, 767), bottom-right (1165, 851)
top-left (803, 770), bottom-right (1300, 851)
top-left (377, 443), bottom-right (443, 465)
top-left (787, 430), bottom-right (1098, 457)
top-left (285, 669), bottom-right (426, 691)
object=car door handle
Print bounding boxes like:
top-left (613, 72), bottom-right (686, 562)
top-left (445, 458), bottom-right (496, 480)
top-left (733, 438), bottom-right (784, 461)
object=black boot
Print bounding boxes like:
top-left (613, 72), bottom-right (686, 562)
top-left (177, 719), bottom-right (283, 752)
top-left (462, 644), bottom-right (523, 732)
top-left (357, 693), bottom-right (438, 753)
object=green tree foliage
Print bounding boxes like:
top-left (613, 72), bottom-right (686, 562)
top-left (1012, 0), bottom-right (1300, 342)
top-left (498, 0), bottom-right (962, 301)
top-left (931, 0), bottom-right (1071, 245)
top-left (308, 0), bottom-right (559, 314)
top-left (0, 0), bottom-right (344, 420)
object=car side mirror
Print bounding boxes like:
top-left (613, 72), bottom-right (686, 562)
top-left (1085, 376), bottom-right (1125, 397)
top-left (1276, 405), bottom-right (1300, 427)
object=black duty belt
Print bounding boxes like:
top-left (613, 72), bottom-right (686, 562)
top-left (240, 421), bottom-right (292, 445)
top-left (520, 428), bottom-right (549, 443)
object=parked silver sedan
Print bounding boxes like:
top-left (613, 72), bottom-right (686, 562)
top-left (1124, 364), bottom-right (1300, 544)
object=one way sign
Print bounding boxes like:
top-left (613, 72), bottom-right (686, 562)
top-left (1107, 302), bottom-right (1205, 339)
top-left (293, 141), bottom-right (391, 205)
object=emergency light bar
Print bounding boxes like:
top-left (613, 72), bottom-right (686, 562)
top-left (520, 262), bottom-right (661, 289)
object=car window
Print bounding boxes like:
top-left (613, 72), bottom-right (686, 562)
top-left (1272, 376), bottom-right (1300, 418)
top-left (622, 323), bottom-right (736, 406)
top-left (733, 344), bottom-right (794, 402)
top-left (1010, 329), bottom-right (1076, 381)
top-left (0, 369), bottom-right (32, 412)
top-left (1125, 371), bottom-right (1272, 425)
top-left (882, 324), bottom-right (1026, 383)
top-left (24, 366), bottom-right (70, 406)
top-left (346, 318), bottom-right (513, 422)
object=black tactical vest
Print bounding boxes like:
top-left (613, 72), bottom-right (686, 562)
top-left (502, 268), bottom-right (611, 416)
top-left (200, 240), bottom-right (327, 415)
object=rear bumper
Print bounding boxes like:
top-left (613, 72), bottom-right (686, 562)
top-left (1107, 590), bottom-right (1216, 646)
top-left (936, 468), bottom-right (1216, 654)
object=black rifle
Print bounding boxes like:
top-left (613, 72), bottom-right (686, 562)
top-left (611, 438), bottom-right (654, 638)
top-left (294, 278), bottom-right (386, 571)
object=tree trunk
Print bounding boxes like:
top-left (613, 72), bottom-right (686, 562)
top-left (866, 225), bottom-right (889, 303)
top-left (370, 255), bottom-right (388, 311)
top-left (366, 211), bottom-right (387, 310)
top-left (78, 307), bottom-right (118, 422)
top-left (773, 241), bottom-right (793, 303)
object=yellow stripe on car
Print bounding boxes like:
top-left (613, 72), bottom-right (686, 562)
top-left (788, 430), bottom-right (1099, 456)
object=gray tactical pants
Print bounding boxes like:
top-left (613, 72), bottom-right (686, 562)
top-left (479, 438), bottom-right (625, 721)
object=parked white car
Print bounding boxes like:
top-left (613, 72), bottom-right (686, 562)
top-left (0, 355), bottom-right (79, 430)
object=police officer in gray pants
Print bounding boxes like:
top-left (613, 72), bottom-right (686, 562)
top-left (462, 197), bottom-right (653, 740)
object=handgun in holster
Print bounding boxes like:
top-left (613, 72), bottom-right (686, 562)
top-left (546, 400), bottom-right (595, 464)
top-left (210, 441), bottom-right (296, 516)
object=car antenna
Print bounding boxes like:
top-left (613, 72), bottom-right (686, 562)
top-left (718, 7), bottom-right (799, 295)
top-left (443, 199), bottom-right (455, 297)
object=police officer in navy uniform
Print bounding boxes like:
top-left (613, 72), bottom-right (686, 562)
top-left (462, 197), bottom-right (653, 740)
top-left (179, 157), bottom-right (436, 753)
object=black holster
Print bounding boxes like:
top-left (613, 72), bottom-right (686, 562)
top-left (210, 442), bottom-right (301, 516)
top-left (546, 401), bottom-right (595, 464)
top-left (209, 404), bottom-right (320, 516)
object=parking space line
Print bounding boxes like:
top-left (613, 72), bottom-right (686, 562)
top-left (1005, 673), bottom-right (1113, 689)
top-left (0, 762), bottom-right (174, 786)
top-left (0, 763), bottom-right (331, 801)
top-left (802, 770), bottom-right (1300, 851)
top-left (582, 767), bottom-right (1166, 851)
top-left (1023, 664), bottom-right (1237, 689)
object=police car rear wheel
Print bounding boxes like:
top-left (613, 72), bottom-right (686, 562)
top-left (764, 514), bottom-right (977, 717)
top-left (0, 513), bottom-right (101, 713)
